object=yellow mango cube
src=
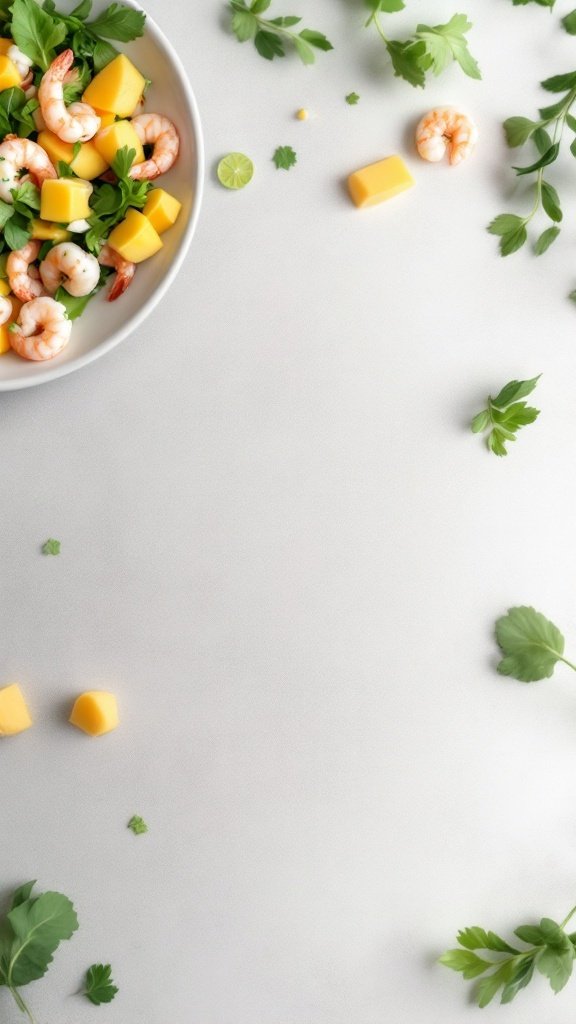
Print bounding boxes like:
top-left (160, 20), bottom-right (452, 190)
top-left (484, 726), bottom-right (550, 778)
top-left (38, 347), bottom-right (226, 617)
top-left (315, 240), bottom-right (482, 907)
top-left (348, 155), bottom-right (415, 208)
top-left (40, 178), bottom-right (93, 223)
top-left (0, 279), bottom-right (10, 297)
top-left (69, 691), bottom-right (119, 736)
top-left (37, 130), bottom-right (109, 181)
top-left (30, 219), bottom-right (72, 242)
top-left (0, 295), bottom-right (21, 354)
top-left (94, 108), bottom-right (116, 129)
top-left (143, 189), bottom-right (182, 235)
top-left (83, 54), bottom-right (146, 118)
top-left (0, 38), bottom-right (13, 56)
top-left (0, 55), bottom-right (21, 90)
top-left (108, 209), bottom-right (163, 263)
top-left (0, 684), bottom-right (32, 736)
top-left (93, 120), bottom-right (144, 169)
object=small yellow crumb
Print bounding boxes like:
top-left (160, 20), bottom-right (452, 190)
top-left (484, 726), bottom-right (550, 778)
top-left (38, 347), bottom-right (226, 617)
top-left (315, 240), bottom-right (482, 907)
top-left (296, 108), bottom-right (308, 121)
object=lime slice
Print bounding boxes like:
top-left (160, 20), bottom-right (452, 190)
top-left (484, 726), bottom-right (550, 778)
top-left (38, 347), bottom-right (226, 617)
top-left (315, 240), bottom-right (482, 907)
top-left (217, 152), bottom-right (254, 190)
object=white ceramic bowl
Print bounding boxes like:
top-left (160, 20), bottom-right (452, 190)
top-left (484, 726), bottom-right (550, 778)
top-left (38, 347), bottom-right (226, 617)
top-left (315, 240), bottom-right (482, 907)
top-left (0, 0), bottom-right (203, 391)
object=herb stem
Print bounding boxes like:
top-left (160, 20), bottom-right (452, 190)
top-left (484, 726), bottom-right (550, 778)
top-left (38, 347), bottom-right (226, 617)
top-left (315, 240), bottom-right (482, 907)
top-left (558, 655), bottom-right (576, 673)
top-left (369, 11), bottom-right (390, 46)
top-left (561, 905), bottom-right (576, 929)
top-left (9, 987), bottom-right (36, 1024)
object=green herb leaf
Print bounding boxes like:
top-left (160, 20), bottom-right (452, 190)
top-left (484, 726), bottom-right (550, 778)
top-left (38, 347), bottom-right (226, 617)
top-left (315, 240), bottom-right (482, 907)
top-left (487, 213), bottom-right (525, 237)
top-left (438, 949), bottom-right (493, 979)
top-left (4, 214), bottom-right (31, 252)
top-left (386, 38), bottom-right (429, 88)
top-left (86, 2), bottom-right (145, 41)
top-left (415, 14), bottom-right (481, 80)
top-left (471, 376), bottom-right (540, 456)
top-left (495, 606), bottom-right (568, 682)
top-left (11, 0), bottom-right (67, 70)
top-left (85, 963), bottom-right (118, 1005)
top-left (491, 376), bottom-right (540, 406)
top-left (533, 126), bottom-right (552, 154)
top-left (54, 285), bottom-right (97, 320)
top-left (534, 224), bottom-right (560, 254)
top-left (42, 538), bottom-right (61, 555)
top-left (562, 9), bottom-right (576, 33)
top-left (7, 889), bottom-right (78, 987)
top-left (128, 814), bottom-right (148, 835)
top-left (541, 180), bottom-right (562, 221)
top-left (273, 145), bottom-right (297, 170)
top-left (500, 959), bottom-right (535, 1004)
top-left (541, 70), bottom-right (576, 93)
top-left (503, 116), bottom-right (539, 147)
top-left (345, 91), bottom-right (360, 105)
top-left (229, 0), bottom-right (332, 63)
top-left (513, 142), bottom-right (560, 175)
top-left (457, 927), bottom-right (520, 953)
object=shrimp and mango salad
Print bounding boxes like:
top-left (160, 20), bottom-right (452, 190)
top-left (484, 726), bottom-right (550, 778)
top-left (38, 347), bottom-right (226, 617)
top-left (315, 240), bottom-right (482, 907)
top-left (0, 0), bottom-right (182, 362)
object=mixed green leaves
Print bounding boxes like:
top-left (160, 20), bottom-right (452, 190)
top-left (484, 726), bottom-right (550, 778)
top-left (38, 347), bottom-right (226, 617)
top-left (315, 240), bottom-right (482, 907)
top-left (273, 145), bottom-right (297, 170)
top-left (86, 146), bottom-right (151, 255)
top-left (495, 606), bottom-right (576, 682)
top-left (0, 181), bottom-right (41, 254)
top-left (229, 0), bottom-right (333, 64)
top-left (128, 814), bottom-right (148, 835)
top-left (365, 4), bottom-right (481, 88)
top-left (471, 376), bottom-right (540, 456)
top-left (440, 907), bottom-right (576, 1006)
top-left (6, 0), bottom-right (145, 74)
top-left (0, 87), bottom-right (39, 140)
top-left (0, 881), bottom-right (78, 1022)
top-left (488, 70), bottom-right (576, 258)
top-left (85, 963), bottom-right (118, 1005)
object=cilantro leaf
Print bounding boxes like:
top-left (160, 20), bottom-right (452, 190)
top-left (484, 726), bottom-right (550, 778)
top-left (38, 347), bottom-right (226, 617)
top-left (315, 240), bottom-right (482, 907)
top-left (470, 375), bottom-right (540, 455)
top-left (128, 814), bottom-right (148, 835)
top-left (85, 963), bottom-right (119, 1005)
top-left (386, 38), bottom-right (429, 87)
top-left (229, 0), bottom-right (332, 64)
top-left (273, 145), bottom-right (297, 170)
top-left (416, 14), bottom-right (482, 80)
top-left (495, 606), bottom-right (570, 681)
top-left (11, 0), bottom-right (67, 70)
top-left (86, 2), bottom-right (145, 41)
top-left (346, 91), bottom-right (360, 105)
top-left (42, 538), bottom-right (61, 555)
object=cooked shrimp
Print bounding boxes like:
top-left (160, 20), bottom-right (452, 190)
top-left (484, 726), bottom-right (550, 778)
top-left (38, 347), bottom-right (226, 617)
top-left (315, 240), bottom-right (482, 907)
top-left (0, 295), bottom-right (12, 326)
top-left (40, 242), bottom-right (100, 298)
top-left (0, 137), bottom-right (57, 203)
top-left (7, 44), bottom-right (33, 82)
top-left (39, 49), bottom-right (100, 143)
top-left (129, 114), bottom-right (180, 180)
top-left (98, 244), bottom-right (135, 301)
top-left (10, 296), bottom-right (71, 361)
top-left (415, 107), bottom-right (478, 166)
top-left (7, 241), bottom-right (45, 302)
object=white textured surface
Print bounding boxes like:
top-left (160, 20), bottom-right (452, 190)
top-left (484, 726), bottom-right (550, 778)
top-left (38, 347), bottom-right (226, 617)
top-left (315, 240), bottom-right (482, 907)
top-left (3, 1), bottom-right (576, 1022)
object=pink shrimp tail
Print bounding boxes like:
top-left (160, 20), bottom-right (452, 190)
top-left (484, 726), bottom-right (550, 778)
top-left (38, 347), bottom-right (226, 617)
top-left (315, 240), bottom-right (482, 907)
top-left (107, 263), bottom-right (135, 301)
top-left (49, 49), bottom-right (74, 81)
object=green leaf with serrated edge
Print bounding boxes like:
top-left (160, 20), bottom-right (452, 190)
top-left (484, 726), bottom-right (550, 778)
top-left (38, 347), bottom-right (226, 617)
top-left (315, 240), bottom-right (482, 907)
top-left (493, 403), bottom-right (539, 428)
top-left (534, 225), bottom-right (560, 254)
top-left (487, 214), bottom-right (525, 236)
top-left (7, 891), bottom-right (78, 987)
top-left (515, 925), bottom-right (545, 944)
top-left (491, 375), bottom-right (540, 407)
top-left (535, 942), bottom-right (574, 992)
top-left (299, 28), bottom-right (333, 51)
top-left (500, 225), bottom-right (528, 256)
top-left (500, 957), bottom-right (535, 1004)
top-left (541, 181), bottom-right (562, 221)
top-left (495, 606), bottom-right (567, 682)
top-left (85, 963), bottom-right (118, 1005)
top-left (513, 143), bottom-right (560, 176)
top-left (128, 814), bottom-right (148, 834)
top-left (471, 410), bottom-right (490, 434)
top-left (231, 9), bottom-right (258, 40)
top-left (273, 145), bottom-right (297, 169)
top-left (504, 117), bottom-right (539, 147)
top-left (10, 0), bottom-right (67, 69)
top-left (488, 430), bottom-right (510, 456)
top-left (533, 126), bottom-right (552, 154)
top-left (438, 949), bottom-right (493, 979)
top-left (254, 29), bottom-right (284, 58)
top-left (386, 39), bottom-right (429, 87)
top-left (416, 14), bottom-right (481, 80)
top-left (457, 927), bottom-right (520, 954)
top-left (563, 10), bottom-right (576, 33)
top-left (85, 2), bottom-right (145, 41)
top-left (476, 962), bottom-right (515, 1008)
top-left (346, 92), bottom-right (360, 105)
top-left (541, 71), bottom-right (576, 93)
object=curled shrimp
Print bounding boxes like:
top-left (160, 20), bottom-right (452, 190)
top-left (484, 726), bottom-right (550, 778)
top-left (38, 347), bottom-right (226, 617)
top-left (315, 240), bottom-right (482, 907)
top-left (7, 241), bottom-right (46, 303)
top-left (98, 244), bottom-right (135, 301)
top-left (129, 114), bottom-right (180, 180)
top-left (10, 296), bottom-right (71, 361)
top-left (0, 137), bottom-right (57, 203)
top-left (0, 295), bottom-right (12, 326)
top-left (415, 107), bottom-right (478, 166)
top-left (40, 242), bottom-right (100, 298)
top-left (39, 49), bottom-right (100, 144)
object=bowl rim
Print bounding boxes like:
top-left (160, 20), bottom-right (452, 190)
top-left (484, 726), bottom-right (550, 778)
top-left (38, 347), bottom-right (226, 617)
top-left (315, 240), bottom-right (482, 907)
top-left (0, 0), bottom-right (204, 393)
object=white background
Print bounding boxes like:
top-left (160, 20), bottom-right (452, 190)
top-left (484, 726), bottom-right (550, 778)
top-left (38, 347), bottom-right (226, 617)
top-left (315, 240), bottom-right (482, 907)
top-left (3, 1), bottom-right (576, 1021)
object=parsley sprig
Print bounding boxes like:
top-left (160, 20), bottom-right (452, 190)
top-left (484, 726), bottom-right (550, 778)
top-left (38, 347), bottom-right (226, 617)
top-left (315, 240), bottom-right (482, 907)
top-left (441, 905), bottom-right (576, 1007)
top-left (229, 0), bottom-right (333, 64)
top-left (365, 3), bottom-right (481, 88)
top-left (0, 181), bottom-right (41, 254)
top-left (471, 376), bottom-right (540, 456)
top-left (85, 963), bottom-right (118, 1005)
top-left (488, 65), bottom-right (576, 258)
top-left (86, 146), bottom-right (151, 255)
top-left (495, 606), bottom-right (576, 682)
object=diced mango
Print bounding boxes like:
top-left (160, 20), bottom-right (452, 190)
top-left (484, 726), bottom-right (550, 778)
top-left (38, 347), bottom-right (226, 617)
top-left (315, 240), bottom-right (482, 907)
top-left (94, 108), bottom-right (116, 129)
top-left (93, 120), bottom-right (144, 169)
top-left (348, 155), bottom-right (415, 208)
top-left (143, 189), bottom-right (182, 235)
top-left (37, 130), bottom-right (109, 181)
top-left (83, 54), bottom-right (146, 118)
top-left (69, 691), bottom-right (119, 736)
top-left (40, 178), bottom-right (93, 223)
top-left (0, 55), bottom-right (21, 90)
top-left (0, 295), bottom-right (21, 354)
top-left (0, 279), bottom-right (10, 296)
top-left (0, 684), bottom-right (32, 736)
top-left (0, 38), bottom-right (13, 56)
top-left (30, 219), bottom-right (72, 242)
top-left (108, 209), bottom-right (163, 263)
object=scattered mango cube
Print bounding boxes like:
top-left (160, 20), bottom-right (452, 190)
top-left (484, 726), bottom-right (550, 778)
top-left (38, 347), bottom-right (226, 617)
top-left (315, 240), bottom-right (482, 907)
top-left (30, 219), bottom-right (72, 243)
top-left (69, 691), bottom-right (119, 737)
top-left (93, 119), bottom-right (144, 169)
top-left (40, 178), bottom-right (93, 223)
top-left (0, 683), bottom-right (32, 736)
top-left (37, 130), bottom-right (109, 181)
top-left (348, 155), bottom-right (415, 208)
top-left (0, 55), bottom-right (20, 90)
top-left (108, 209), bottom-right (163, 263)
top-left (143, 189), bottom-right (182, 235)
top-left (83, 54), bottom-right (146, 118)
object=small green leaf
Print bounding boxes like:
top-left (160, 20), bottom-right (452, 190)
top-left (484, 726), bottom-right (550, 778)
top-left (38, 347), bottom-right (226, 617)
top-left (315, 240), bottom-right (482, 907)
top-left (231, 9), bottom-right (258, 41)
top-left (500, 225), bottom-right (528, 256)
top-left (42, 538), bottom-right (61, 555)
top-left (487, 214), bottom-right (525, 237)
top-left (541, 70), bottom-right (576, 93)
top-left (471, 409), bottom-right (490, 433)
top-left (345, 92), bottom-right (360, 105)
top-left (562, 9), bottom-right (576, 32)
top-left (541, 181), bottom-right (562, 222)
top-left (457, 927), bottom-right (519, 954)
top-left (491, 375), bottom-right (540, 407)
top-left (127, 815), bottom-right (148, 835)
top-left (503, 116), bottom-right (538, 147)
top-left (476, 962), bottom-right (515, 1008)
top-left (85, 963), bottom-right (118, 1005)
top-left (254, 28), bottom-right (284, 59)
top-left (273, 145), bottom-right (297, 170)
top-left (500, 958), bottom-right (535, 1004)
top-left (534, 225), bottom-right (560, 254)
top-left (533, 126), bottom-right (552, 154)
top-left (438, 949), bottom-right (492, 979)
top-left (299, 28), bottom-right (333, 52)
top-left (513, 142), bottom-right (560, 176)
top-left (514, 924), bottom-right (544, 945)
top-left (495, 606), bottom-right (566, 682)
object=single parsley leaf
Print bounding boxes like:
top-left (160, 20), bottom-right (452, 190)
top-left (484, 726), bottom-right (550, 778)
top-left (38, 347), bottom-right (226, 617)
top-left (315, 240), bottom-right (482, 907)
top-left (85, 963), bottom-right (119, 1004)
top-left (229, 0), bottom-right (332, 63)
top-left (273, 145), bottom-right (297, 170)
top-left (386, 38), bottom-right (429, 87)
top-left (86, 2), bottom-right (145, 41)
top-left (495, 606), bottom-right (569, 681)
top-left (11, 0), bottom-right (67, 70)
top-left (42, 538), bottom-right (61, 555)
top-left (470, 375), bottom-right (540, 455)
top-left (128, 814), bottom-right (148, 835)
top-left (346, 91), bottom-right (360, 105)
top-left (416, 14), bottom-right (481, 80)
